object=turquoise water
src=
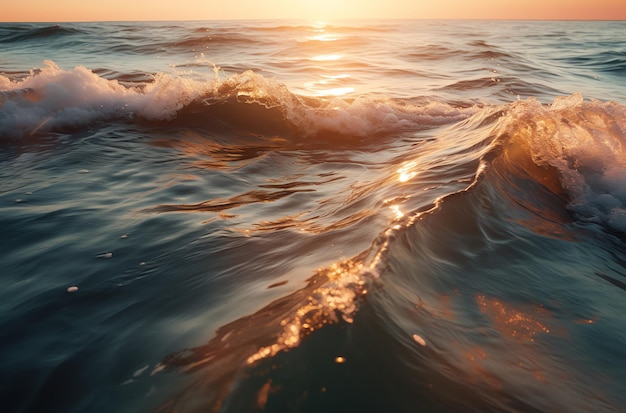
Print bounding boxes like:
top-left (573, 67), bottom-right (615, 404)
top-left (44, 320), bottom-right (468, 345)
top-left (1, 20), bottom-right (626, 413)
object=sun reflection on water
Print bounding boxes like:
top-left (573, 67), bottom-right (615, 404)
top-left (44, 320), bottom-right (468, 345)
top-left (310, 54), bottom-right (343, 61)
top-left (297, 22), bottom-right (357, 97)
top-left (246, 259), bottom-right (375, 365)
top-left (303, 76), bottom-right (355, 97)
top-left (390, 204), bottom-right (404, 220)
top-left (306, 33), bottom-right (341, 42)
top-left (397, 160), bottom-right (418, 182)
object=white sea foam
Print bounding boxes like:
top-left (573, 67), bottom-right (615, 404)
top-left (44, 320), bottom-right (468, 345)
top-left (290, 96), bottom-right (475, 137)
top-left (215, 70), bottom-right (478, 137)
top-left (0, 61), bottom-right (213, 138)
top-left (0, 61), bottom-right (476, 139)
top-left (506, 94), bottom-right (626, 233)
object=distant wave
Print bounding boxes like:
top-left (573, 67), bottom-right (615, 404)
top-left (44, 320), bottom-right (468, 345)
top-left (168, 34), bottom-right (269, 49)
top-left (557, 52), bottom-right (626, 74)
top-left (0, 25), bottom-right (83, 43)
top-left (248, 24), bottom-right (393, 34)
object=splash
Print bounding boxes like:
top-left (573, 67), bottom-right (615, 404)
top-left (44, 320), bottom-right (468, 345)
top-left (246, 259), bottom-right (376, 365)
top-left (501, 94), bottom-right (626, 233)
top-left (0, 61), bottom-right (476, 139)
top-left (0, 61), bottom-right (214, 138)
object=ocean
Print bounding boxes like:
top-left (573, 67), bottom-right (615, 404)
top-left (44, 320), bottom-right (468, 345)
top-left (1, 19), bottom-right (626, 413)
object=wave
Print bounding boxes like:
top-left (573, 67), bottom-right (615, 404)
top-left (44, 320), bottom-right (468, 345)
top-left (403, 44), bottom-right (515, 63)
top-left (143, 91), bottom-right (626, 412)
top-left (558, 51), bottom-right (626, 75)
top-left (0, 25), bottom-right (83, 43)
top-left (3, 22), bottom-right (625, 413)
top-left (0, 61), bottom-right (475, 140)
top-left (2, 60), bottom-right (624, 232)
top-left (167, 33), bottom-right (269, 50)
top-left (499, 94), bottom-right (626, 235)
top-left (2, 62), bottom-right (624, 237)
top-left (5, 60), bottom-right (621, 412)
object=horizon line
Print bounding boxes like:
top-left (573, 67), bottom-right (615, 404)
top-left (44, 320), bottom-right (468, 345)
top-left (2, 17), bottom-right (626, 24)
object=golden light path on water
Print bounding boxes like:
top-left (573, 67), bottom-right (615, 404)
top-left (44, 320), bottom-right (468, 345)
top-left (310, 54), bottom-right (343, 61)
top-left (397, 160), bottom-right (419, 183)
top-left (300, 23), bottom-right (355, 97)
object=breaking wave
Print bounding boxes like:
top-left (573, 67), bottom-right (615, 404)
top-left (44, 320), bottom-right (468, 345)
top-left (148, 91), bottom-right (626, 412)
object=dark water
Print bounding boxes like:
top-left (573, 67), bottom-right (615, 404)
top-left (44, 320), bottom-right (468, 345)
top-left (1, 20), bottom-right (626, 413)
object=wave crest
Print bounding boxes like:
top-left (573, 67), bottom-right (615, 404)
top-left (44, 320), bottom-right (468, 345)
top-left (498, 94), bottom-right (626, 233)
top-left (0, 61), bottom-right (476, 140)
top-left (0, 25), bottom-right (83, 43)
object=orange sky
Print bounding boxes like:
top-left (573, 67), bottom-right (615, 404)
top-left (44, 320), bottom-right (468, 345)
top-left (3, 0), bottom-right (626, 22)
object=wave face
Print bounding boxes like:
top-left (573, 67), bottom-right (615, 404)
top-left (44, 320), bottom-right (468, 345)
top-left (1, 20), bottom-right (626, 413)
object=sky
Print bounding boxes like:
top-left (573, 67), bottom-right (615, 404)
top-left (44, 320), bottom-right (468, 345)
top-left (3, 0), bottom-right (626, 22)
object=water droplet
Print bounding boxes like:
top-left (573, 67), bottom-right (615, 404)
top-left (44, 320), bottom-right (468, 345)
top-left (413, 334), bottom-right (426, 346)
